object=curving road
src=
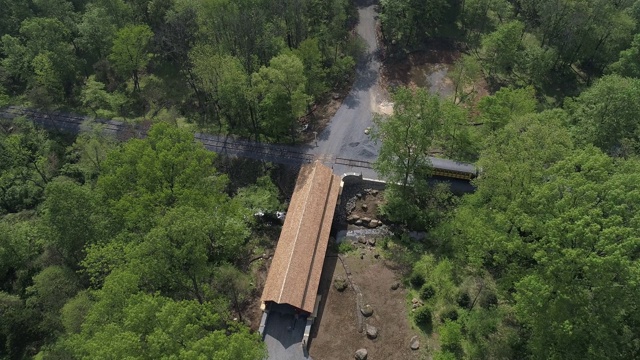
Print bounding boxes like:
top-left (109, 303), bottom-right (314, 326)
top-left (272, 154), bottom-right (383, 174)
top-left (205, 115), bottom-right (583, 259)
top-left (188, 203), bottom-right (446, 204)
top-left (307, 0), bottom-right (382, 178)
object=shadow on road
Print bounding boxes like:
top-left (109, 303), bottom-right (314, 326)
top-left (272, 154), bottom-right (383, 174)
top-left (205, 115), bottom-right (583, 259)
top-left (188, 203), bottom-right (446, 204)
top-left (263, 304), bottom-right (310, 360)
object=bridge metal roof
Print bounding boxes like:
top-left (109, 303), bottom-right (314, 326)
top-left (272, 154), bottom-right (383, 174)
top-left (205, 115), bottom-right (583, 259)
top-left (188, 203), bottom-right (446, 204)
top-left (261, 161), bottom-right (340, 314)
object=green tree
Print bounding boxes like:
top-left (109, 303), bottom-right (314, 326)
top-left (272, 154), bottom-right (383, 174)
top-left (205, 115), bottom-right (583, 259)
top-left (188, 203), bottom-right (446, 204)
top-left (451, 54), bottom-right (482, 104)
top-left (41, 178), bottom-right (101, 267)
top-left (79, 75), bottom-right (126, 118)
top-left (108, 24), bottom-right (154, 91)
top-left (373, 87), bottom-right (440, 190)
top-left (294, 37), bottom-right (328, 100)
top-left (77, 4), bottom-right (119, 63)
top-left (235, 175), bottom-right (281, 215)
top-left (59, 270), bottom-right (265, 360)
top-left (439, 319), bottom-right (463, 355)
top-left (480, 20), bottom-right (525, 79)
top-left (609, 33), bottom-right (640, 78)
top-left (477, 86), bottom-right (537, 132)
top-left (251, 53), bottom-right (310, 141)
top-left (126, 205), bottom-right (248, 302)
top-left (26, 266), bottom-right (80, 338)
top-left (1, 17), bottom-right (78, 103)
top-left (60, 291), bottom-right (92, 334)
top-left (373, 88), bottom-right (461, 229)
top-left (566, 74), bottom-right (640, 156)
top-left (510, 149), bottom-right (640, 359)
top-left (190, 47), bottom-right (256, 135)
top-left (96, 122), bottom-right (225, 232)
top-left (380, 0), bottom-right (455, 49)
top-left (0, 120), bottom-right (58, 213)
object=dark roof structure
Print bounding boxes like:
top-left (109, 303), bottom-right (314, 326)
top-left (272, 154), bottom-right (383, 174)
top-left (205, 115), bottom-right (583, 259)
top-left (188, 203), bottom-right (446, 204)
top-left (261, 161), bottom-right (341, 313)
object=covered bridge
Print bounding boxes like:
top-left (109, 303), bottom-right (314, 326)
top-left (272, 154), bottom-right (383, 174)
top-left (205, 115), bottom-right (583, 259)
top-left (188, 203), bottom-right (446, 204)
top-left (260, 161), bottom-right (341, 316)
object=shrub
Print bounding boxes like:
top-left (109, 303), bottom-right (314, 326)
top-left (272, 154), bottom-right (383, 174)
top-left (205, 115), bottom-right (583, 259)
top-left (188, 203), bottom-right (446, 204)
top-left (480, 292), bottom-right (498, 309)
top-left (338, 241), bottom-right (354, 254)
top-left (440, 308), bottom-right (459, 323)
top-left (414, 306), bottom-right (432, 328)
top-left (420, 284), bottom-right (436, 300)
top-left (409, 272), bottom-right (425, 289)
top-left (457, 292), bottom-right (471, 309)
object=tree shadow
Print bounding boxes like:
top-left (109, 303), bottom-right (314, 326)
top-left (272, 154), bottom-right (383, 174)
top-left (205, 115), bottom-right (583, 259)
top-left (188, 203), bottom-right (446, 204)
top-left (353, 0), bottom-right (379, 9)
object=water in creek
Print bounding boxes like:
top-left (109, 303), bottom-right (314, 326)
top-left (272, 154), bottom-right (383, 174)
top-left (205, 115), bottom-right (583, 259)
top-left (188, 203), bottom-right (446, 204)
top-left (408, 63), bottom-right (455, 98)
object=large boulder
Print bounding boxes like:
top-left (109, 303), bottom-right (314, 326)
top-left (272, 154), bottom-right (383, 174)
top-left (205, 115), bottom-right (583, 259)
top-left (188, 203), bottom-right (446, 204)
top-left (410, 336), bottom-right (420, 350)
top-left (355, 348), bottom-right (368, 360)
top-left (366, 324), bottom-right (378, 339)
top-left (347, 214), bottom-right (360, 224)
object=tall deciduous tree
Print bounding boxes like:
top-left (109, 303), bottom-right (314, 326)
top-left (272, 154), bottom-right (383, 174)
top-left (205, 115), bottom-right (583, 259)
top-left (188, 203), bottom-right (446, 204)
top-left (108, 24), bottom-right (154, 91)
top-left (477, 86), bottom-right (537, 132)
top-left (566, 74), bottom-right (640, 156)
top-left (97, 122), bottom-right (225, 233)
top-left (251, 53), bottom-right (310, 141)
top-left (373, 87), bottom-right (461, 229)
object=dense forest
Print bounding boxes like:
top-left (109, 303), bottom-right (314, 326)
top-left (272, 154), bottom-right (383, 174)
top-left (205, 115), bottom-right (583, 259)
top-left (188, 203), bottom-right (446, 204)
top-left (0, 119), bottom-right (287, 358)
top-left (374, 1), bottom-right (640, 359)
top-left (0, 0), bottom-right (359, 141)
top-left (0, 0), bottom-right (356, 358)
top-left (3, 0), bottom-right (640, 359)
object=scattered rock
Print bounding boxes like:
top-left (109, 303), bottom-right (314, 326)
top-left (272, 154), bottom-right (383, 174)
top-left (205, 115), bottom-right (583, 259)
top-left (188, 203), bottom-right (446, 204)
top-left (361, 304), bottom-right (374, 317)
top-left (332, 93), bottom-right (341, 100)
top-left (391, 282), bottom-right (400, 290)
top-left (374, 253), bottom-right (380, 259)
top-left (347, 214), bottom-right (360, 224)
top-left (367, 220), bottom-right (379, 228)
top-left (411, 298), bottom-right (423, 308)
top-left (362, 217), bottom-right (371, 224)
top-left (366, 324), bottom-right (378, 339)
top-left (368, 238), bottom-right (376, 246)
top-left (334, 276), bottom-right (348, 292)
top-left (357, 237), bottom-right (367, 244)
top-left (355, 348), bottom-right (368, 360)
top-left (355, 219), bottom-right (363, 226)
top-left (356, 193), bottom-right (362, 199)
top-left (361, 203), bottom-right (368, 211)
top-left (371, 189), bottom-right (379, 196)
top-left (410, 336), bottom-right (420, 350)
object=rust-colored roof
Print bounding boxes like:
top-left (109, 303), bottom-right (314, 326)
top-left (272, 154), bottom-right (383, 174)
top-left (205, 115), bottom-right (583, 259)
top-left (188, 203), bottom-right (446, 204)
top-left (261, 161), bottom-right (340, 313)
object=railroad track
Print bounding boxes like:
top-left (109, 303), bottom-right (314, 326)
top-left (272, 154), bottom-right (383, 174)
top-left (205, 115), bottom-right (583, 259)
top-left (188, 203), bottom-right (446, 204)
top-left (0, 107), bottom-right (477, 181)
top-left (1, 106), bottom-right (317, 166)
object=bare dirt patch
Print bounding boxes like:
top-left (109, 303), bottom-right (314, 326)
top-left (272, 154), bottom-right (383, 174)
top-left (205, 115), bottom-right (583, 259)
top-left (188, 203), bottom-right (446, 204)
top-left (309, 250), bottom-right (428, 359)
top-left (382, 50), bottom-right (460, 91)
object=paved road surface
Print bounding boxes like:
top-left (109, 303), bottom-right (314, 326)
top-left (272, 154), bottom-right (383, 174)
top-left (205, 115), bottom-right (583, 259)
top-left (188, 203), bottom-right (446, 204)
top-left (307, 0), bottom-right (382, 166)
top-left (262, 304), bottom-right (311, 360)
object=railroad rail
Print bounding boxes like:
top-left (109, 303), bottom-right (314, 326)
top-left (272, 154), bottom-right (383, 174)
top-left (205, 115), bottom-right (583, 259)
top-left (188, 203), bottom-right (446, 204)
top-left (0, 106), bottom-right (478, 180)
top-left (0, 106), bottom-right (314, 166)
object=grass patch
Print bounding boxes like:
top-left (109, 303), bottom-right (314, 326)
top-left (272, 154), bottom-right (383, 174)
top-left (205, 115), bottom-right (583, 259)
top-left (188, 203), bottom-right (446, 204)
top-left (337, 241), bottom-right (356, 254)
